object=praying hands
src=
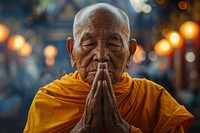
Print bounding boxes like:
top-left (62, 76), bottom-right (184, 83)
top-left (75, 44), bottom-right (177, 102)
top-left (71, 62), bottom-right (130, 133)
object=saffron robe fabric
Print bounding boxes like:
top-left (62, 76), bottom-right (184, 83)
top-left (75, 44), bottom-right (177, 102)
top-left (24, 71), bottom-right (194, 133)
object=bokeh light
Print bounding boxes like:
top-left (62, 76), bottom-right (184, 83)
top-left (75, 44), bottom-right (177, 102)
top-left (46, 57), bottom-right (55, 66)
top-left (148, 51), bottom-right (157, 61)
top-left (154, 39), bottom-right (173, 56)
top-left (143, 4), bottom-right (152, 13)
top-left (156, 0), bottom-right (165, 5)
top-left (185, 51), bottom-right (195, 62)
top-left (180, 21), bottom-right (199, 40)
top-left (18, 42), bottom-right (32, 57)
top-left (0, 24), bottom-right (10, 43)
top-left (166, 31), bottom-right (183, 48)
top-left (130, 0), bottom-right (152, 13)
top-left (133, 45), bottom-right (146, 64)
top-left (8, 34), bottom-right (26, 51)
top-left (43, 45), bottom-right (58, 58)
top-left (178, 1), bottom-right (187, 10)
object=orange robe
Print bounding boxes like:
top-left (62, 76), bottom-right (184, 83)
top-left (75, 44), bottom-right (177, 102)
top-left (24, 71), bottom-right (194, 133)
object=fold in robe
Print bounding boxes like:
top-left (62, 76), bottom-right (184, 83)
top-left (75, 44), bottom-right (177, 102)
top-left (24, 71), bottom-right (194, 133)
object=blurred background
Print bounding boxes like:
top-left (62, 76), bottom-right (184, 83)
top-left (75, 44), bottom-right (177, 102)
top-left (0, 0), bottom-right (199, 132)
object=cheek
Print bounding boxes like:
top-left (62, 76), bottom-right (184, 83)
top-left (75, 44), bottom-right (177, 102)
top-left (108, 49), bottom-right (129, 83)
top-left (73, 48), bottom-right (96, 81)
top-left (111, 49), bottom-right (129, 68)
top-left (74, 47), bottom-right (88, 66)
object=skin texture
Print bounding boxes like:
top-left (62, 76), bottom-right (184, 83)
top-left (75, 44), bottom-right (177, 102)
top-left (67, 3), bottom-right (137, 133)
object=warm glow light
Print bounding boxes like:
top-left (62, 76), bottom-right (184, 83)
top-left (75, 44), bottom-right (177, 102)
top-left (0, 24), bottom-right (10, 43)
top-left (178, 1), bottom-right (187, 10)
top-left (170, 33), bottom-right (179, 43)
top-left (166, 31), bottom-right (183, 48)
top-left (46, 57), bottom-right (55, 66)
top-left (133, 45), bottom-right (146, 64)
top-left (180, 21), bottom-right (199, 40)
top-left (44, 45), bottom-right (58, 58)
top-left (156, 0), bottom-right (165, 5)
top-left (18, 42), bottom-right (32, 57)
top-left (154, 39), bottom-right (173, 56)
top-left (8, 35), bottom-right (26, 51)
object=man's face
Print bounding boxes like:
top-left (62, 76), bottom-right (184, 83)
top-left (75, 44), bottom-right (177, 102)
top-left (69, 10), bottom-right (132, 85)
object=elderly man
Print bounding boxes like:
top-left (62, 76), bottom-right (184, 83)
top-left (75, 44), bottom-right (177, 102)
top-left (24, 3), bottom-right (194, 133)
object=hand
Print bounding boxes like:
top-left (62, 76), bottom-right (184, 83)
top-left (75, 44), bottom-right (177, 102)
top-left (102, 63), bottom-right (130, 133)
top-left (71, 63), bottom-right (104, 133)
top-left (71, 62), bottom-right (130, 133)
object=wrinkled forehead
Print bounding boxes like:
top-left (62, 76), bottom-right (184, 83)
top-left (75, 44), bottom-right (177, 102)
top-left (76, 7), bottom-right (121, 26)
top-left (73, 4), bottom-right (130, 38)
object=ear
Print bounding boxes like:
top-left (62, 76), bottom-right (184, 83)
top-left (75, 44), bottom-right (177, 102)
top-left (126, 39), bottom-right (137, 68)
top-left (66, 37), bottom-right (76, 68)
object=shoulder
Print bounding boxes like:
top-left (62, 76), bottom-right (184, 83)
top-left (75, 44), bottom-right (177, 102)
top-left (132, 78), bottom-right (188, 115)
top-left (36, 74), bottom-right (70, 96)
top-left (133, 78), bottom-right (166, 93)
top-left (132, 78), bottom-right (177, 106)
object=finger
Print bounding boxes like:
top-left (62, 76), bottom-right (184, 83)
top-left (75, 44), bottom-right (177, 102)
top-left (84, 81), bottom-right (103, 126)
top-left (102, 80), bottom-right (112, 107)
top-left (92, 62), bottom-right (103, 87)
top-left (93, 81), bottom-right (103, 104)
top-left (102, 80), bottom-right (117, 113)
top-left (103, 68), bottom-right (115, 99)
top-left (102, 80), bottom-right (114, 123)
top-left (102, 81), bottom-right (121, 129)
top-left (102, 62), bottom-right (107, 69)
top-left (90, 63), bottom-right (103, 98)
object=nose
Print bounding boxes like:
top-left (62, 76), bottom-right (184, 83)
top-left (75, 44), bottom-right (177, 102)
top-left (93, 43), bottom-right (110, 62)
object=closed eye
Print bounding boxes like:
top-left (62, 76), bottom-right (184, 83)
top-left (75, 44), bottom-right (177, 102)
top-left (108, 40), bottom-right (122, 47)
top-left (82, 42), bottom-right (96, 46)
top-left (109, 43), bottom-right (121, 47)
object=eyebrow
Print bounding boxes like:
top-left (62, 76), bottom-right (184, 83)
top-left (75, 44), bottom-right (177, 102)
top-left (81, 32), bottom-right (122, 42)
top-left (82, 33), bottom-right (96, 41)
top-left (109, 33), bottom-right (121, 41)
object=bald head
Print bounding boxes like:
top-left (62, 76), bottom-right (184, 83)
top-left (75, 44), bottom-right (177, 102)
top-left (73, 3), bottom-right (130, 41)
top-left (67, 3), bottom-right (137, 85)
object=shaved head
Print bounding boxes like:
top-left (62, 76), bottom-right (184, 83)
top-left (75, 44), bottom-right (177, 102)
top-left (67, 3), bottom-right (136, 85)
top-left (73, 3), bottom-right (130, 41)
